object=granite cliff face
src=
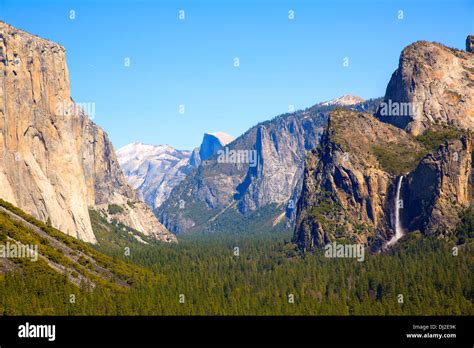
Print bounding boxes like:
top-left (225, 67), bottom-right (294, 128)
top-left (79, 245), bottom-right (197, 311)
top-left (199, 132), bottom-right (234, 162)
top-left (0, 21), bottom-right (175, 243)
top-left (158, 112), bottom-right (323, 234)
top-left (403, 134), bottom-right (472, 235)
top-left (294, 110), bottom-right (472, 252)
top-left (294, 110), bottom-right (420, 251)
top-left (157, 98), bottom-right (381, 234)
top-left (295, 40), bottom-right (473, 252)
top-left (376, 41), bottom-right (473, 135)
top-left (187, 132), bottom-right (234, 168)
top-left (236, 111), bottom-right (323, 213)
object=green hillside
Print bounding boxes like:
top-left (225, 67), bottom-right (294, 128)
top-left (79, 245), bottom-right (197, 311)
top-left (0, 199), bottom-right (472, 315)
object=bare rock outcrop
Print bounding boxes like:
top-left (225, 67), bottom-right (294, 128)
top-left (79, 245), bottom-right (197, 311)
top-left (294, 109), bottom-right (472, 252)
top-left (296, 39), bottom-right (473, 252)
top-left (467, 35), bottom-right (474, 53)
top-left (404, 134), bottom-right (472, 235)
top-left (157, 108), bottom-right (327, 234)
top-left (294, 110), bottom-right (422, 251)
top-left (376, 41), bottom-right (473, 135)
top-left (157, 97), bottom-right (381, 234)
top-left (0, 21), bottom-right (175, 243)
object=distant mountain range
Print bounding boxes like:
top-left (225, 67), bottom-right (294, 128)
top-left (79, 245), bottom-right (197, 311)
top-left (117, 132), bottom-right (235, 210)
top-left (154, 96), bottom-right (382, 234)
top-left (117, 143), bottom-right (192, 209)
top-left (117, 40), bottom-right (473, 254)
top-left (0, 19), bottom-right (471, 254)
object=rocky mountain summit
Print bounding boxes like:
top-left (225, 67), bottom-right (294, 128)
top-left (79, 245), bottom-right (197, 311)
top-left (376, 40), bottom-right (473, 135)
top-left (117, 132), bottom-right (234, 211)
top-left (319, 95), bottom-right (365, 107)
top-left (294, 109), bottom-right (471, 251)
top-left (295, 39), bottom-right (473, 252)
top-left (188, 132), bottom-right (235, 167)
top-left (117, 143), bottom-right (192, 210)
top-left (157, 97), bottom-right (381, 234)
top-left (200, 132), bottom-right (235, 160)
top-left (0, 21), bottom-right (175, 243)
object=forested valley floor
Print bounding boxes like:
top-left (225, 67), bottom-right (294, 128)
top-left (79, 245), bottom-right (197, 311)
top-left (0, 202), bottom-right (472, 315)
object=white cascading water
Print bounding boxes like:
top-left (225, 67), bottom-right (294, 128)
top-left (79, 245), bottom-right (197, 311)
top-left (387, 176), bottom-right (404, 246)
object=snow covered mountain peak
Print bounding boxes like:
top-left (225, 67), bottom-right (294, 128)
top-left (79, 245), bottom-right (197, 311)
top-left (319, 95), bottom-right (365, 107)
top-left (117, 143), bottom-right (192, 209)
top-left (207, 132), bottom-right (235, 146)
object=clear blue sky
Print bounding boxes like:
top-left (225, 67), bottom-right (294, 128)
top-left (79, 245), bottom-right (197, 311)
top-left (0, 0), bottom-right (472, 150)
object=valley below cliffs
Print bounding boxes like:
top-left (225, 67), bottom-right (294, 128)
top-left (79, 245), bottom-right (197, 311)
top-left (0, 19), bottom-right (471, 255)
top-left (0, 0), bottom-right (472, 323)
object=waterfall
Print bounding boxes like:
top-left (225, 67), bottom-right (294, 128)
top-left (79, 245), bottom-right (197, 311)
top-left (387, 175), bottom-right (404, 246)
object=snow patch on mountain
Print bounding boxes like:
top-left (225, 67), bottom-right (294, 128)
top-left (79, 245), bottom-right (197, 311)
top-left (208, 132), bottom-right (235, 146)
top-left (117, 132), bottom-right (234, 210)
top-left (319, 95), bottom-right (365, 107)
top-left (117, 143), bottom-right (192, 209)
